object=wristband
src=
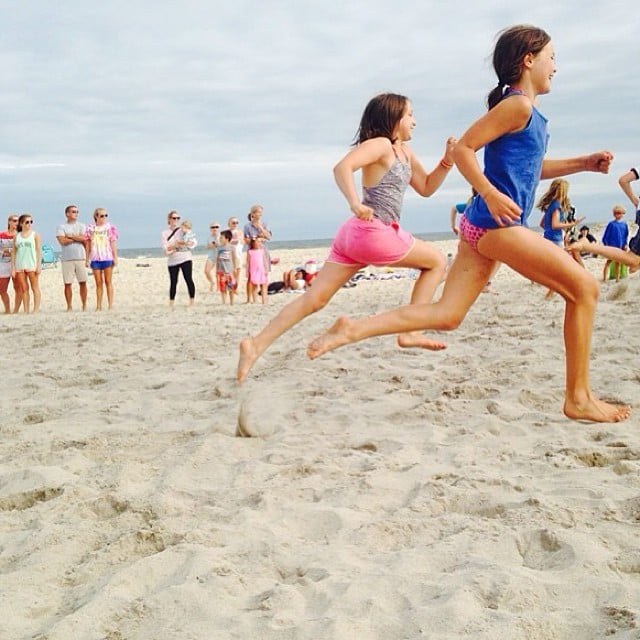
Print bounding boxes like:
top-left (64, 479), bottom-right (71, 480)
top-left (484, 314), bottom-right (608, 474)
top-left (440, 158), bottom-right (453, 170)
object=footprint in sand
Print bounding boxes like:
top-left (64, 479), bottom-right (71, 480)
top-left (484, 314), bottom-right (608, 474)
top-left (236, 397), bottom-right (276, 438)
top-left (516, 529), bottom-right (575, 571)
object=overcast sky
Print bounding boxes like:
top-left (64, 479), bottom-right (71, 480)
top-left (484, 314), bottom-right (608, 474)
top-left (0, 1), bottom-right (636, 248)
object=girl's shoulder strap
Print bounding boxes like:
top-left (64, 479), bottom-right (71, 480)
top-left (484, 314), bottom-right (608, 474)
top-left (391, 143), bottom-right (410, 165)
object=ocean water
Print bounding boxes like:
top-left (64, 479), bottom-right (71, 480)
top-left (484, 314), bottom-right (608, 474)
top-left (116, 231), bottom-right (456, 259)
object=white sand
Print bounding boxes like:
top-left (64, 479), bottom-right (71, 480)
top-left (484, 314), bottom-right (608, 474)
top-left (1, 235), bottom-right (639, 639)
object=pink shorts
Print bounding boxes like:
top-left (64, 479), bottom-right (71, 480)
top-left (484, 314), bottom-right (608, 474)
top-left (326, 216), bottom-right (415, 267)
top-left (459, 214), bottom-right (489, 252)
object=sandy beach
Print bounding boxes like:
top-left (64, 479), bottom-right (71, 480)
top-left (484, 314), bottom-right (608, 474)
top-left (1, 234), bottom-right (639, 639)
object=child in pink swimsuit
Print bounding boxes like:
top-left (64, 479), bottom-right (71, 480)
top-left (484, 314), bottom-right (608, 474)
top-left (246, 238), bottom-right (268, 304)
top-left (237, 92), bottom-right (456, 382)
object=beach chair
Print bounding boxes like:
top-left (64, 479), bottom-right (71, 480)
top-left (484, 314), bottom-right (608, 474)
top-left (41, 244), bottom-right (58, 268)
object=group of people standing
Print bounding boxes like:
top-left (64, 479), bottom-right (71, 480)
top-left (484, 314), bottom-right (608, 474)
top-left (162, 204), bottom-right (272, 307)
top-left (0, 213), bottom-right (41, 313)
top-left (0, 206), bottom-right (118, 313)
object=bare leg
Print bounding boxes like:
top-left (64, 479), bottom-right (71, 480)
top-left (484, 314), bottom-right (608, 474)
top-left (79, 281), bottom-right (88, 311)
top-left (12, 273), bottom-right (29, 313)
top-left (204, 260), bottom-right (215, 291)
top-left (479, 228), bottom-right (629, 422)
top-left (307, 240), bottom-right (491, 359)
top-left (0, 278), bottom-right (9, 313)
top-left (64, 283), bottom-right (73, 310)
top-left (237, 262), bottom-right (360, 382)
top-left (27, 272), bottom-right (40, 313)
top-left (389, 239), bottom-right (448, 350)
top-left (310, 227), bottom-right (629, 423)
top-left (570, 239), bottom-right (640, 273)
top-left (103, 266), bottom-right (114, 310)
top-left (94, 270), bottom-right (104, 310)
top-left (12, 276), bottom-right (23, 313)
top-left (18, 273), bottom-right (31, 313)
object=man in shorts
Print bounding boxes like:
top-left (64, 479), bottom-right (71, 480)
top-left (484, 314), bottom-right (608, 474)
top-left (56, 204), bottom-right (88, 311)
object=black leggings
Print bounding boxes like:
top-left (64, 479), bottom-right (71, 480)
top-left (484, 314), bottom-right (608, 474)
top-left (168, 260), bottom-right (195, 301)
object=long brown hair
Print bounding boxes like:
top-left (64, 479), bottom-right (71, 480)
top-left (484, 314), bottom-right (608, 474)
top-left (354, 93), bottom-right (408, 145)
top-left (487, 25), bottom-right (551, 110)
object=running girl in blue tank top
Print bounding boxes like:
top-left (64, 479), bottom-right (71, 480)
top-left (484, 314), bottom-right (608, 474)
top-left (308, 25), bottom-right (630, 424)
top-left (237, 92), bottom-right (456, 382)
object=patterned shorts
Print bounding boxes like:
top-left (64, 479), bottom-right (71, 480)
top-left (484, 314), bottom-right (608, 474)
top-left (459, 214), bottom-right (489, 252)
top-left (217, 271), bottom-right (236, 293)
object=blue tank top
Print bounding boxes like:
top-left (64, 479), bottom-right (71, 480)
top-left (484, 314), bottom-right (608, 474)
top-left (465, 94), bottom-right (549, 230)
top-left (362, 154), bottom-right (411, 226)
top-left (543, 200), bottom-right (564, 243)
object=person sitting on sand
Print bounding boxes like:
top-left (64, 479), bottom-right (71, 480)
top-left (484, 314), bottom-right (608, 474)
top-left (283, 267), bottom-right (307, 291)
top-left (237, 92), bottom-right (456, 382)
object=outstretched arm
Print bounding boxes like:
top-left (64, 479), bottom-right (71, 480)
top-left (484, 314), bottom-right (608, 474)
top-left (550, 209), bottom-right (585, 230)
top-left (541, 151), bottom-right (613, 180)
top-left (618, 169), bottom-right (639, 209)
top-left (409, 137), bottom-right (457, 197)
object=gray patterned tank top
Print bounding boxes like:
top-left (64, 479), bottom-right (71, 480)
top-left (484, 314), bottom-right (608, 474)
top-left (362, 156), bottom-right (412, 226)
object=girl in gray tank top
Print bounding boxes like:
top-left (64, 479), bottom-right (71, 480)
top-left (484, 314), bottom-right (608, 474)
top-left (237, 92), bottom-right (456, 383)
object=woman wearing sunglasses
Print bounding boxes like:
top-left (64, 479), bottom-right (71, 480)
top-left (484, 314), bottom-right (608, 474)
top-left (161, 210), bottom-right (196, 308)
top-left (0, 214), bottom-right (21, 313)
top-left (85, 207), bottom-right (118, 311)
top-left (11, 213), bottom-right (41, 313)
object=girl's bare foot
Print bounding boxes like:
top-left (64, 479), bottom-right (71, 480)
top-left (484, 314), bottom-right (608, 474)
top-left (564, 394), bottom-right (630, 423)
top-left (237, 338), bottom-right (260, 383)
top-left (396, 332), bottom-right (446, 350)
top-left (307, 317), bottom-right (357, 360)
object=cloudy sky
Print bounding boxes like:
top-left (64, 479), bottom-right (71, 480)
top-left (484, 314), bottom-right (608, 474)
top-left (1, 1), bottom-right (636, 248)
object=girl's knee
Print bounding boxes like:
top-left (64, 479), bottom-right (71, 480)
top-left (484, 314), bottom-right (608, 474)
top-left (438, 313), bottom-right (464, 331)
top-left (302, 292), bottom-right (330, 314)
top-left (573, 272), bottom-right (599, 304)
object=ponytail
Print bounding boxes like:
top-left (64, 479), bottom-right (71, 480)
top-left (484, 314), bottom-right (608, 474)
top-left (487, 83), bottom-right (506, 110)
top-left (487, 24), bottom-right (550, 110)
